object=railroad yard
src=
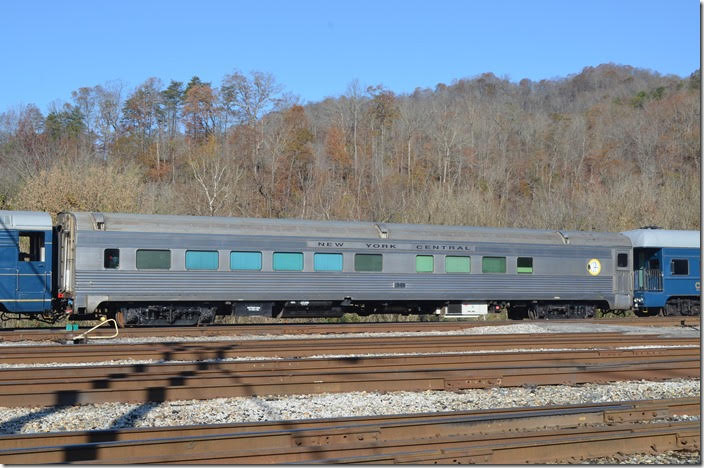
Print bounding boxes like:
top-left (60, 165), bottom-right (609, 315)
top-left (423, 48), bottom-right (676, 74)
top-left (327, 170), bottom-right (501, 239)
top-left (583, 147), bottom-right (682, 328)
top-left (0, 317), bottom-right (700, 464)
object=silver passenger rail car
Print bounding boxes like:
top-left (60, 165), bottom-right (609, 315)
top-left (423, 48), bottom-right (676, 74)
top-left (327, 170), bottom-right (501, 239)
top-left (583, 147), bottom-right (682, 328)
top-left (55, 211), bottom-right (633, 326)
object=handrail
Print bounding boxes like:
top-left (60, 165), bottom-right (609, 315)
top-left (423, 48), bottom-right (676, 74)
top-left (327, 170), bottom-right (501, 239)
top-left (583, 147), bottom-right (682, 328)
top-left (634, 268), bottom-right (663, 292)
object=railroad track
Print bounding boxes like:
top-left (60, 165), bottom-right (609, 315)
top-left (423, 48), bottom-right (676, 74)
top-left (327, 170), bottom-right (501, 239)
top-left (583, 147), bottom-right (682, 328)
top-left (0, 346), bottom-right (698, 406)
top-left (0, 398), bottom-right (698, 464)
top-left (0, 316), bottom-right (698, 342)
top-left (0, 332), bottom-right (698, 364)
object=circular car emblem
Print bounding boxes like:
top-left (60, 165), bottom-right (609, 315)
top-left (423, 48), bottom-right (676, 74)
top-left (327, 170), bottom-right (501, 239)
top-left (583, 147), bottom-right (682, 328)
top-left (586, 258), bottom-right (601, 276)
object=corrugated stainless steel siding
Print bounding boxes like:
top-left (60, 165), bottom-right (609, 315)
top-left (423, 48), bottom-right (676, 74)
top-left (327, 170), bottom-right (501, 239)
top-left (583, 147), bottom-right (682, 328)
top-left (76, 271), bottom-right (614, 302)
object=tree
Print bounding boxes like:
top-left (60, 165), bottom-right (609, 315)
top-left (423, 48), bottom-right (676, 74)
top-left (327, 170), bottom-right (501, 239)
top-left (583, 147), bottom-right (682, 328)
top-left (182, 77), bottom-right (219, 142)
top-left (15, 104), bottom-right (44, 152)
top-left (161, 80), bottom-right (184, 182)
top-left (121, 77), bottom-right (164, 160)
top-left (344, 79), bottom-right (364, 177)
top-left (366, 85), bottom-right (398, 182)
top-left (71, 87), bottom-right (98, 140)
top-left (0, 104), bottom-right (48, 187)
top-left (396, 98), bottom-right (424, 185)
top-left (280, 105), bottom-right (314, 216)
top-left (221, 70), bottom-right (282, 125)
top-left (325, 124), bottom-right (351, 176)
top-left (45, 103), bottom-right (85, 142)
top-left (94, 81), bottom-right (124, 161)
top-left (186, 136), bottom-right (243, 216)
top-left (162, 80), bottom-right (183, 139)
top-left (220, 71), bottom-right (283, 176)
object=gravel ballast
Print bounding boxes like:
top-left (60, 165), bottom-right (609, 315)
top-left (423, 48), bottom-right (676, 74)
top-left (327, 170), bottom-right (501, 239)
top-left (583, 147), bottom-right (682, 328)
top-left (580, 450), bottom-right (700, 464)
top-left (0, 322), bottom-right (698, 463)
top-left (0, 379), bottom-right (698, 435)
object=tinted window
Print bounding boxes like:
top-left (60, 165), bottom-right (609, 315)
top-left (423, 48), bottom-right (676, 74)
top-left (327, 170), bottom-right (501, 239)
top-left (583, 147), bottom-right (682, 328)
top-left (355, 254), bottom-right (382, 272)
top-left (273, 252), bottom-right (303, 271)
top-left (482, 257), bottom-right (506, 274)
top-left (185, 250), bottom-right (218, 270)
top-left (136, 249), bottom-right (171, 269)
top-left (445, 256), bottom-right (470, 273)
top-left (517, 257), bottom-right (533, 274)
top-left (314, 253), bottom-right (343, 271)
top-left (617, 253), bottom-right (628, 268)
top-left (230, 251), bottom-right (262, 270)
top-left (104, 249), bottom-right (120, 269)
top-left (416, 255), bottom-right (434, 273)
top-left (672, 259), bottom-right (689, 276)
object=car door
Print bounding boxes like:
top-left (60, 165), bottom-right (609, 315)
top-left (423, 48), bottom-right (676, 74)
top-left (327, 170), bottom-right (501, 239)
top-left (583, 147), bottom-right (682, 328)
top-left (15, 231), bottom-right (49, 313)
top-left (0, 229), bottom-right (17, 312)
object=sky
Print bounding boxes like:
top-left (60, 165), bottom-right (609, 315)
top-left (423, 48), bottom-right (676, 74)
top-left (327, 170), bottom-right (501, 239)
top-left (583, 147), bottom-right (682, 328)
top-left (0, 0), bottom-right (699, 114)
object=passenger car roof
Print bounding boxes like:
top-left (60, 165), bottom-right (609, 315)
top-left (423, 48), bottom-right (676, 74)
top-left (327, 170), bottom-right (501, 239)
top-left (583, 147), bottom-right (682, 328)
top-left (621, 229), bottom-right (700, 248)
top-left (0, 210), bottom-right (52, 231)
top-left (64, 211), bottom-right (631, 246)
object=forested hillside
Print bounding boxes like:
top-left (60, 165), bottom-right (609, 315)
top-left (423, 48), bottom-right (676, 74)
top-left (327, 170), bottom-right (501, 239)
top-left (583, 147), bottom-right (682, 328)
top-left (0, 64), bottom-right (699, 231)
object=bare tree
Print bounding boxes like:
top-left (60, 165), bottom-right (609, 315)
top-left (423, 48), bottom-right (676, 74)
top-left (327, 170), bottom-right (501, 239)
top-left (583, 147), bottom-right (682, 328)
top-left (187, 137), bottom-right (244, 216)
top-left (95, 81), bottom-right (124, 161)
top-left (344, 79), bottom-right (364, 177)
top-left (221, 70), bottom-right (283, 176)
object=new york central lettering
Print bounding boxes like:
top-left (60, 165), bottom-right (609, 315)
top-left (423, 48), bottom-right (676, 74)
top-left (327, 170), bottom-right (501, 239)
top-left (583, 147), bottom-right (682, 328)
top-left (313, 241), bottom-right (474, 251)
top-left (317, 241), bottom-right (345, 247)
top-left (415, 244), bottom-right (475, 251)
top-left (314, 241), bottom-right (398, 249)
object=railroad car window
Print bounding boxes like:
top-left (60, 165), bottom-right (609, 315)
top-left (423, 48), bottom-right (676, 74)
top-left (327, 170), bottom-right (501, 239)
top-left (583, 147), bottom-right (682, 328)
top-left (445, 256), bottom-right (470, 273)
top-left (273, 252), bottom-right (304, 271)
top-left (104, 249), bottom-right (120, 269)
top-left (136, 249), bottom-right (171, 270)
top-left (185, 250), bottom-right (219, 270)
top-left (617, 253), bottom-right (628, 268)
top-left (314, 253), bottom-right (343, 271)
top-left (517, 257), bottom-right (533, 274)
top-left (230, 251), bottom-right (262, 270)
top-left (18, 232), bottom-right (44, 262)
top-left (415, 255), bottom-right (434, 273)
top-left (671, 259), bottom-right (689, 276)
top-left (355, 254), bottom-right (383, 272)
top-left (482, 256), bottom-right (506, 274)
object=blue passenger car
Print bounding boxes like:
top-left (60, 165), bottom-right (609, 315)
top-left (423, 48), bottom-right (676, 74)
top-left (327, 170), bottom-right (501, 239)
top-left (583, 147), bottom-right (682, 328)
top-left (0, 211), bottom-right (53, 315)
top-left (621, 228), bottom-right (700, 316)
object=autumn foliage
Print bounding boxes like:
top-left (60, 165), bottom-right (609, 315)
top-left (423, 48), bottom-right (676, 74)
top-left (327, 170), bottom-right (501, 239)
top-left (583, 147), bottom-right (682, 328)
top-left (0, 65), bottom-right (699, 231)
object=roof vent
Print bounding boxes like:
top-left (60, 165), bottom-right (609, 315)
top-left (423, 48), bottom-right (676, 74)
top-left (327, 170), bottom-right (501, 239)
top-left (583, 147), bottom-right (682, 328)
top-left (375, 223), bottom-right (389, 239)
top-left (91, 212), bottom-right (106, 231)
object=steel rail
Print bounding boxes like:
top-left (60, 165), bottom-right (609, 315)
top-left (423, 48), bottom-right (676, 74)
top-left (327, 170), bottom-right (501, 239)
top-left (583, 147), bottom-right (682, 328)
top-left (0, 347), bottom-right (699, 382)
top-left (1, 397), bottom-right (696, 451)
top-left (0, 333), bottom-right (698, 365)
top-left (0, 316), bottom-right (698, 342)
top-left (315, 423), bottom-right (700, 465)
top-left (0, 351), bottom-right (698, 406)
top-left (0, 398), bottom-right (698, 464)
top-left (0, 347), bottom-right (697, 381)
